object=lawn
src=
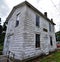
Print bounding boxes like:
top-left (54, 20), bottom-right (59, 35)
top-left (28, 50), bottom-right (60, 62)
top-left (40, 51), bottom-right (60, 62)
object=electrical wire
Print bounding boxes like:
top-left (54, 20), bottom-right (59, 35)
top-left (50, 0), bottom-right (60, 16)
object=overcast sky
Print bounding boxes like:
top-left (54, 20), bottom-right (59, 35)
top-left (0, 0), bottom-right (60, 32)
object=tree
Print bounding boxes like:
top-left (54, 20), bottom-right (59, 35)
top-left (55, 31), bottom-right (60, 41)
top-left (0, 18), bottom-right (2, 34)
top-left (0, 18), bottom-right (8, 51)
top-left (3, 21), bottom-right (7, 32)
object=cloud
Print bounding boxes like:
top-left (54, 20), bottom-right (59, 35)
top-left (36, 0), bottom-right (60, 32)
top-left (5, 0), bottom-right (25, 9)
top-left (0, 0), bottom-right (60, 31)
top-left (0, 0), bottom-right (10, 24)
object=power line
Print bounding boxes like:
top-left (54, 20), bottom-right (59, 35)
top-left (50, 0), bottom-right (60, 16)
top-left (50, 0), bottom-right (57, 9)
top-left (36, 0), bottom-right (41, 3)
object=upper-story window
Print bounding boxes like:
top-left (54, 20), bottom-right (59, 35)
top-left (15, 13), bottom-right (20, 27)
top-left (49, 23), bottom-right (51, 32)
top-left (52, 25), bottom-right (54, 32)
top-left (36, 15), bottom-right (40, 27)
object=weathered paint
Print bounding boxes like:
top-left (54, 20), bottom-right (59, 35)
top-left (3, 4), bottom-right (56, 60)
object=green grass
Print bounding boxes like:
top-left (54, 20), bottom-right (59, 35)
top-left (28, 51), bottom-right (60, 62)
top-left (40, 51), bottom-right (60, 62)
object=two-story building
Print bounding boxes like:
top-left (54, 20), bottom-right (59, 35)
top-left (3, 1), bottom-right (56, 60)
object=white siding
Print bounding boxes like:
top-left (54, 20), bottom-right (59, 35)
top-left (3, 4), bottom-right (56, 60)
top-left (23, 5), bottom-right (56, 59)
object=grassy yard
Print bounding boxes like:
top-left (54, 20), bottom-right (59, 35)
top-left (40, 51), bottom-right (60, 62)
top-left (28, 50), bottom-right (60, 62)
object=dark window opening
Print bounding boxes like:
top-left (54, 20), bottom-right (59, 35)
top-left (15, 13), bottom-right (20, 27)
top-left (36, 15), bottom-right (40, 27)
top-left (50, 36), bottom-right (53, 46)
top-left (35, 34), bottom-right (40, 48)
top-left (15, 21), bottom-right (19, 27)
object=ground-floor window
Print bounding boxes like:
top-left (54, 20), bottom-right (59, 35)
top-left (50, 36), bottom-right (53, 46)
top-left (35, 34), bottom-right (40, 48)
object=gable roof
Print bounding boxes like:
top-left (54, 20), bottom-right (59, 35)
top-left (6, 1), bottom-right (55, 25)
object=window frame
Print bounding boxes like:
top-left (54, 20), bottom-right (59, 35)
top-left (35, 34), bottom-right (40, 48)
top-left (36, 15), bottom-right (40, 27)
top-left (49, 23), bottom-right (51, 32)
top-left (15, 13), bottom-right (20, 27)
top-left (50, 36), bottom-right (53, 46)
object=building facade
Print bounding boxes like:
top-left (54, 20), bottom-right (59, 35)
top-left (3, 1), bottom-right (56, 60)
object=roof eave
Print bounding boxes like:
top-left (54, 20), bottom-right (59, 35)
top-left (6, 1), bottom-right (56, 25)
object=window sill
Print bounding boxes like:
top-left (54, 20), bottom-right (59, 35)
top-left (35, 47), bottom-right (41, 50)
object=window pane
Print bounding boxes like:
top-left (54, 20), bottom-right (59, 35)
top-left (36, 15), bottom-right (40, 27)
top-left (49, 23), bottom-right (51, 31)
top-left (50, 36), bottom-right (53, 46)
top-left (36, 34), bottom-right (40, 48)
top-left (15, 13), bottom-right (20, 27)
top-left (15, 21), bottom-right (19, 27)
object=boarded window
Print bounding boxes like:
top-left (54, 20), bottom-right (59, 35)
top-left (36, 15), bottom-right (40, 27)
top-left (35, 34), bottom-right (40, 48)
top-left (50, 36), bottom-right (53, 46)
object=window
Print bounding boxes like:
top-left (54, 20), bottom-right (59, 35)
top-left (52, 25), bottom-right (54, 32)
top-left (15, 13), bottom-right (20, 27)
top-left (35, 34), bottom-right (40, 48)
top-left (36, 15), bottom-right (40, 27)
top-left (49, 23), bottom-right (51, 32)
top-left (15, 21), bottom-right (19, 27)
top-left (50, 36), bottom-right (53, 46)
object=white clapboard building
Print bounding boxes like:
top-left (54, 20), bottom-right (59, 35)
top-left (3, 1), bottom-right (56, 60)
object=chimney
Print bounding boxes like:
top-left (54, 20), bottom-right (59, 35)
top-left (44, 12), bottom-right (47, 17)
top-left (0, 18), bottom-right (1, 22)
top-left (0, 18), bottom-right (1, 24)
top-left (51, 18), bottom-right (53, 22)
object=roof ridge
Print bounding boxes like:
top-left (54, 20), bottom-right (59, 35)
top-left (6, 1), bottom-right (56, 25)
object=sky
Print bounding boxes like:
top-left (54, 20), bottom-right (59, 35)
top-left (0, 0), bottom-right (60, 32)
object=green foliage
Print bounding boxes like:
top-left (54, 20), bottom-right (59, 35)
top-left (3, 22), bottom-right (7, 31)
top-left (0, 21), bottom-right (7, 52)
top-left (55, 31), bottom-right (60, 41)
top-left (0, 45), bottom-right (3, 51)
top-left (0, 33), bottom-right (5, 45)
top-left (0, 25), bottom-right (2, 34)
top-left (0, 33), bottom-right (5, 52)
